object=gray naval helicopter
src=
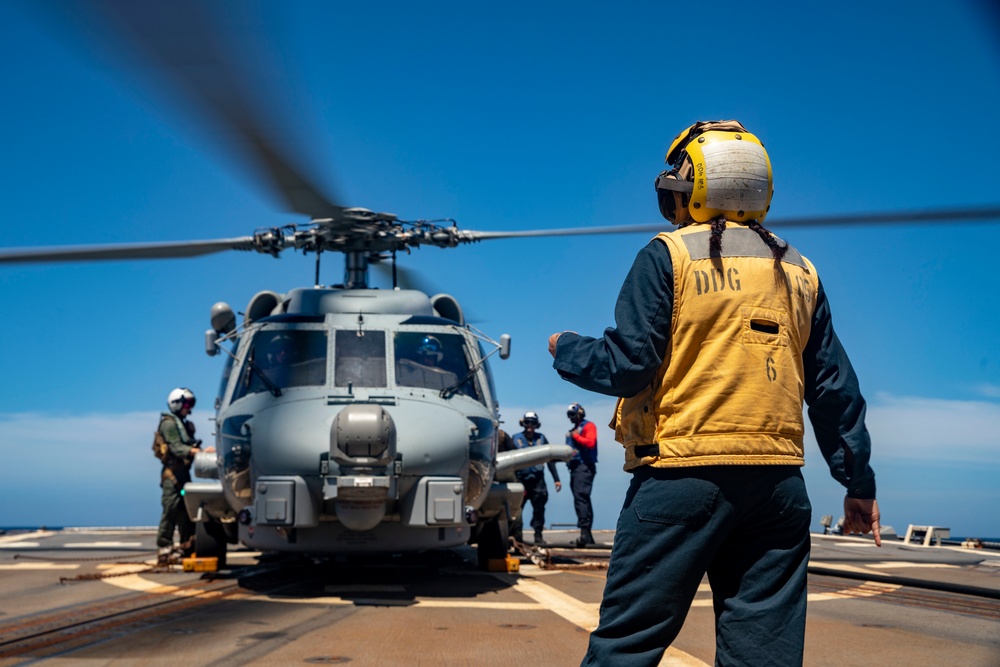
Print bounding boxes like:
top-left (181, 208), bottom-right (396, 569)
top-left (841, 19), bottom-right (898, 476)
top-left (7, 209), bottom-right (648, 568)
top-left (181, 215), bottom-right (606, 569)
top-left (184, 215), bottom-right (584, 569)
top-left (0, 0), bottom-right (680, 570)
top-left (7, 215), bottom-right (607, 569)
top-left (4, 2), bottom-right (1000, 569)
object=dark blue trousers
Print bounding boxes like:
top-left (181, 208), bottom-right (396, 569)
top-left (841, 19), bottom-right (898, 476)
top-left (583, 465), bottom-right (812, 667)
top-left (569, 460), bottom-right (596, 529)
top-left (519, 474), bottom-right (549, 532)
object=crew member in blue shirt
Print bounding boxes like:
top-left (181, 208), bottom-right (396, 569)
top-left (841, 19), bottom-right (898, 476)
top-left (512, 411), bottom-right (561, 546)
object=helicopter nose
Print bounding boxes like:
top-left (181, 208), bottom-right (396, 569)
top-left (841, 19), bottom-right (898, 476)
top-left (331, 403), bottom-right (397, 467)
top-left (328, 404), bottom-right (398, 532)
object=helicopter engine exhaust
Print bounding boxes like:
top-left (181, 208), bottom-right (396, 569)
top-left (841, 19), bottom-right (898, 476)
top-left (329, 404), bottom-right (398, 532)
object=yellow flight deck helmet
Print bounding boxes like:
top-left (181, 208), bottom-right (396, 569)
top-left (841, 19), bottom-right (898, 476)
top-left (655, 120), bottom-right (773, 225)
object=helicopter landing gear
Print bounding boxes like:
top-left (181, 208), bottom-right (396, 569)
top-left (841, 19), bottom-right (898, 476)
top-left (194, 519), bottom-right (229, 569)
top-left (475, 515), bottom-right (509, 571)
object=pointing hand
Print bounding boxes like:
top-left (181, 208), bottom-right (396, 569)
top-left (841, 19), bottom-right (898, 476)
top-left (843, 497), bottom-right (881, 547)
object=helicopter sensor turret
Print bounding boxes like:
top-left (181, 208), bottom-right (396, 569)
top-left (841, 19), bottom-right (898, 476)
top-left (329, 404), bottom-right (398, 531)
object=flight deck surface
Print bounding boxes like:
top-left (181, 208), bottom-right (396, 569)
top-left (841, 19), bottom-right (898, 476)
top-left (1, 529), bottom-right (997, 666)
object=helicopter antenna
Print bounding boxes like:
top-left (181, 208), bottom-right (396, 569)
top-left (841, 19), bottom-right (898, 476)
top-left (392, 249), bottom-right (398, 289)
top-left (314, 249), bottom-right (322, 288)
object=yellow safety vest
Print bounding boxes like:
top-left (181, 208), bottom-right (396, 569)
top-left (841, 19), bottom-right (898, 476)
top-left (613, 221), bottom-right (819, 470)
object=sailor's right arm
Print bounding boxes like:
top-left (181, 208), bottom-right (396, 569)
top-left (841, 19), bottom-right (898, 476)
top-left (803, 279), bottom-right (877, 498)
top-left (550, 240), bottom-right (673, 397)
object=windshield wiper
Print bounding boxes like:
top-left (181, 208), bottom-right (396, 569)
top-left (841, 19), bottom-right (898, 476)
top-left (246, 355), bottom-right (282, 397)
top-left (440, 368), bottom-right (477, 399)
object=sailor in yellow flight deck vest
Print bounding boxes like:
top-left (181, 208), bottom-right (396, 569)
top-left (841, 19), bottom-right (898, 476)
top-left (548, 120), bottom-right (881, 666)
top-left (616, 222), bottom-right (818, 469)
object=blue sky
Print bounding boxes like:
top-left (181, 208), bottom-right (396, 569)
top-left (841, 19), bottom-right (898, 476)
top-left (1, 1), bottom-right (999, 538)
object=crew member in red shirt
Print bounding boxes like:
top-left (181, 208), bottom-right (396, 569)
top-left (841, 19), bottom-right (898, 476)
top-left (565, 402), bottom-right (597, 546)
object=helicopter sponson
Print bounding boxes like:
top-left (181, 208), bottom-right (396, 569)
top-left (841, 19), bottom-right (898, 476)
top-left (183, 285), bottom-right (572, 568)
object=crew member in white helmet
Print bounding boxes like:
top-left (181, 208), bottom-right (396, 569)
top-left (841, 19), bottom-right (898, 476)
top-left (155, 388), bottom-right (214, 565)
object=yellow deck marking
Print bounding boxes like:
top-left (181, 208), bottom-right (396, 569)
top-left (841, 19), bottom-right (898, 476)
top-left (410, 600), bottom-right (540, 610)
top-left (0, 531), bottom-right (54, 545)
top-left (236, 595), bottom-right (543, 610)
top-left (99, 564), bottom-right (211, 596)
top-left (98, 566), bottom-right (544, 611)
top-left (0, 562), bottom-right (80, 570)
top-left (867, 561), bottom-right (959, 569)
top-left (509, 576), bottom-right (709, 667)
top-left (510, 577), bottom-right (601, 631)
top-left (656, 649), bottom-right (713, 666)
top-left (515, 564), bottom-right (563, 576)
top-left (808, 560), bottom-right (884, 576)
top-left (808, 581), bottom-right (901, 601)
top-left (690, 579), bottom-right (901, 607)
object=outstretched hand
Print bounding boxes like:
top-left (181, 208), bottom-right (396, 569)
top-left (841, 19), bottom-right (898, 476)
top-left (843, 497), bottom-right (881, 546)
top-left (548, 333), bottom-right (561, 358)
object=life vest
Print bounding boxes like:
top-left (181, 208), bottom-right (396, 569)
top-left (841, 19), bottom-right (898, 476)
top-left (154, 413), bottom-right (194, 479)
top-left (613, 221), bottom-right (819, 470)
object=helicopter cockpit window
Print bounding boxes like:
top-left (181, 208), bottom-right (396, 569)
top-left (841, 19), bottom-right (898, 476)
top-left (235, 329), bottom-right (328, 398)
top-left (334, 330), bottom-right (387, 388)
top-left (394, 332), bottom-right (480, 400)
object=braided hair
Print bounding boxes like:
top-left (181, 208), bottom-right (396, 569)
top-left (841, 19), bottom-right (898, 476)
top-left (707, 216), bottom-right (788, 262)
top-left (748, 220), bottom-right (788, 261)
top-left (709, 216), bottom-right (727, 256)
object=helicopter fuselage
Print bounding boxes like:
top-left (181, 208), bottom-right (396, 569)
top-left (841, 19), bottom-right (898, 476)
top-left (186, 287), bottom-right (522, 555)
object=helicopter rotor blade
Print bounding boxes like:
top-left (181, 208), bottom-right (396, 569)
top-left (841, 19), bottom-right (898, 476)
top-left (0, 237), bottom-right (259, 265)
top-left (763, 205), bottom-right (1000, 228)
top-left (51, 0), bottom-right (345, 220)
top-left (458, 206), bottom-right (1000, 242)
top-left (3, 205), bottom-right (999, 267)
top-left (461, 223), bottom-right (665, 241)
top-left (370, 260), bottom-right (437, 293)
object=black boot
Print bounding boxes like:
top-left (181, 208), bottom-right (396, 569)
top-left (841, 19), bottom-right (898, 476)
top-left (533, 530), bottom-right (546, 546)
top-left (574, 529), bottom-right (595, 547)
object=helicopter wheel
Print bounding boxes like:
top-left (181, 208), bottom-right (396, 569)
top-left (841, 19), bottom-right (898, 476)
top-left (475, 515), bottom-right (509, 570)
top-left (195, 519), bottom-right (228, 569)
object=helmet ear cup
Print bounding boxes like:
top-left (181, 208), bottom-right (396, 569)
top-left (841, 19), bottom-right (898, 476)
top-left (656, 170), bottom-right (677, 222)
top-left (657, 183), bottom-right (675, 222)
top-left (655, 166), bottom-right (693, 225)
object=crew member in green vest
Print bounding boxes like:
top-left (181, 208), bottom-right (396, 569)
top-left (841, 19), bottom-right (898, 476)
top-left (156, 388), bottom-right (213, 565)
